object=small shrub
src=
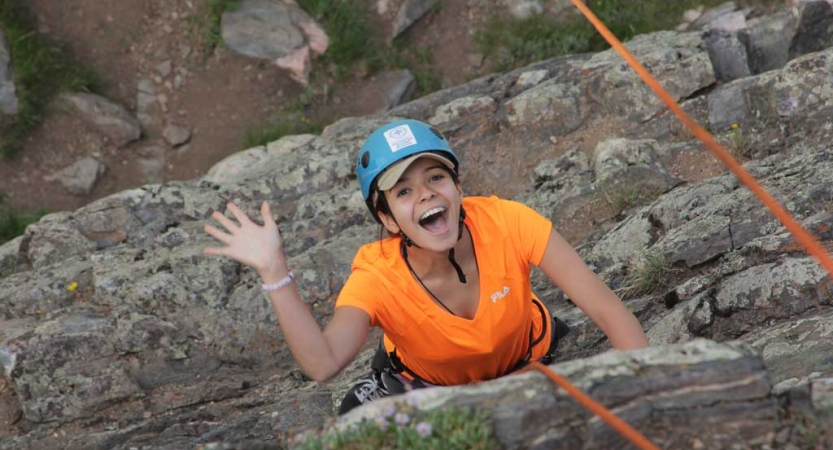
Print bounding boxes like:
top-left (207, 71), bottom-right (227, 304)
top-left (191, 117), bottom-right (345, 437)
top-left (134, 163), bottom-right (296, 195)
top-left (297, 0), bottom-right (444, 95)
top-left (475, 15), bottom-right (593, 72)
top-left (412, 67), bottom-right (443, 93)
top-left (380, 42), bottom-right (444, 96)
top-left (242, 116), bottom-right (324, 149)
top-left (295, 403), bottom-right (499, 450)
top-left (297, 0), bottom-right (376, 78)
top-left (728, 123), bottom-right (748, 155)
top-left (0, 0), bottom-right (100, 159)
top-left (431, 0), bottom-right (443, 14)
top-left (297, 83), bottom-right (329, 109)
top-left (185, 0), bottom-right (242, 55)
top-left (619, 250), bottom-right (673, 298)
top-left (606, 185), bottom-right (640, 214)
top-left (790, 412), bottom-right (822, 449)
top-left (0, 206), bottom-right (45, 245)
top-left (206, 0), bottom-right (243, 47)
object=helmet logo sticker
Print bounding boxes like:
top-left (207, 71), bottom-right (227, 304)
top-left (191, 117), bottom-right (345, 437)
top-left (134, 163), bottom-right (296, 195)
top-left (383, 125), bottom-right (417, 152)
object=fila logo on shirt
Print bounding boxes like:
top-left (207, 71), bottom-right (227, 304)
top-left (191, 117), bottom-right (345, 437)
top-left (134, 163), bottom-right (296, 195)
top-left (491, 286), bottom-right (510, 303)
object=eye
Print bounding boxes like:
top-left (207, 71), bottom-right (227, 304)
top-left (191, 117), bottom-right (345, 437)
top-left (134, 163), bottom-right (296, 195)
top-left (396, 188), bottom-right (410, 197)
top-left (429, 173), bottom-right (445, 182)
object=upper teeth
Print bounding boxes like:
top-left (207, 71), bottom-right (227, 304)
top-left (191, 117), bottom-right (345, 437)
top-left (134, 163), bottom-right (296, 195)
top-left (420, 207), bottom-right (446, 221)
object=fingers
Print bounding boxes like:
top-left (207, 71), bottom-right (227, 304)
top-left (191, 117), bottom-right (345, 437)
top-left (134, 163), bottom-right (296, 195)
top-left (211, 209), bottom-right (239, 232)
top-left (226, 202), bottom-right (252, 226)
top-left (204, 224), bottom-right (233, 245)
top-left (261, 201), bottom-right (276, 227)
top-left (209, 201), bottom-right (274, 235)
top-left (203, 246), bottom-right (229, 257)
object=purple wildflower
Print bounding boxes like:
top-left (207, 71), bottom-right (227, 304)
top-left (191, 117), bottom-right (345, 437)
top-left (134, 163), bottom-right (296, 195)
top-left (406, 395), bottom-right (420, 407)
top-left (374, 416), bottom-right (389, 431)
top-left (382, 404), bottom-right (396, 417)
top-left (415, 421), bottom-right (432, 437)
top-left (394, 412), bottom-right (410, 425)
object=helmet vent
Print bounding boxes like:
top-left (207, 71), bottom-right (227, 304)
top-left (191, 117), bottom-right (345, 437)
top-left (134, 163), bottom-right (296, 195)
top-left (429, 127), bottom-right (445, 140)
top-left (361, 151), bottom-right (370, 168)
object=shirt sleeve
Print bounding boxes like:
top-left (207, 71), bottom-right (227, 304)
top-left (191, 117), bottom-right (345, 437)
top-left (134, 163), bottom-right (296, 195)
top-left (499, 199), bottom-right (553, 266)
top-left (335, 269), bottom-right (380, 327)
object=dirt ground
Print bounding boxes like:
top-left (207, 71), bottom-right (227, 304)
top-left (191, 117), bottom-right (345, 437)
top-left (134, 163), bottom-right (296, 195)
top-left (0, 0), bottom-right (509, 215)
top-left (0, 0), bottom-right (740, 230)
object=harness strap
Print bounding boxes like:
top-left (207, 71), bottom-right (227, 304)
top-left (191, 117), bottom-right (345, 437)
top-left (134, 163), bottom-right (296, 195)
top-left (527, 298), bottom-right (549, 356)
top-left (388, 347), bottom-right (427, 382)
top-left (380, 298), bottom-right (554, 384)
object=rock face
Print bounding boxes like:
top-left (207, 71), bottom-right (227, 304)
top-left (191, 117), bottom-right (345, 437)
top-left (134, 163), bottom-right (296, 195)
top-left (694, 1), bottom-right (833, 83)
top-left (2, 4), bottom-right (833, 449)
top-left (331, 340), bottom-right (779, 450)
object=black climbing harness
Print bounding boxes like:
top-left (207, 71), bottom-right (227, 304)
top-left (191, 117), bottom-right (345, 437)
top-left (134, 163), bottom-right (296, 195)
top-left (372, 298), bottom-right (570, 387)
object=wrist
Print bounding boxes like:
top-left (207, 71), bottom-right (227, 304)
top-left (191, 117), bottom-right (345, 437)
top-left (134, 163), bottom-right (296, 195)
top-left (262, 270), bottom-right (294, 292)
top-left (259, 262), bottom-right (290, 285)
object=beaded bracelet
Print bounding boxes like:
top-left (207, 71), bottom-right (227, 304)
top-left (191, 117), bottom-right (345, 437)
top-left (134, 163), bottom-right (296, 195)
top-left (262, 271), bottom-right (294, 292)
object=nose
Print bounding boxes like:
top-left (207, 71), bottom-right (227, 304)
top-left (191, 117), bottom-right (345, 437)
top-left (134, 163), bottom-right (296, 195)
top-left (417, 184), bottom-right (436, 203)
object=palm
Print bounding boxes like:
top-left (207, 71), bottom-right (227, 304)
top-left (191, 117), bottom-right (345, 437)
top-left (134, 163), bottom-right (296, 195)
top-left (204, 201), bottom-right (284, 274)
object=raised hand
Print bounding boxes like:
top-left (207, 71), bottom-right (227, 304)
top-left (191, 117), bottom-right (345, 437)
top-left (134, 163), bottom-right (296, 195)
top-left (204, 201), bottom-right (287, 278)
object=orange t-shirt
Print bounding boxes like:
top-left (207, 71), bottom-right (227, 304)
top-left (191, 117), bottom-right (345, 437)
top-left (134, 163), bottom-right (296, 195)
top-left (336, 196), bottom-right (553, 386)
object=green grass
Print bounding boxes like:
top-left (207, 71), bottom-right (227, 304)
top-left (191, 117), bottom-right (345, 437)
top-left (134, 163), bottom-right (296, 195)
top-left (186, 0), bottom-right (376, 77)
top-left (606, 185), bottom-right (640, 214)
top-left (242, 116), bottom-right (324, 149)
top-left (206, 0), bottom-right (242, 51)
top-left (296, 404), bottom-right (499, 450)
top-left (790, 412), bottom-right (823, 449)
top-left (297, 0), bottom-right (376, 78)
top-left (0, 0), bottom-right (100, 159)
top-left (619, 250), bottom-right (673, 298)
top-left (0, 205), bottom-right (44, 245)
top-left (365, 44), bottom-right (443, 94)
top-left (190, 0), bottom-right (335, 149)
top-left (246, 0), bottom-right (444, 140)
top-left (185, 0), bottom-right (242, 55)
top-left (240, 0), bottom-right (786, 150)
top-left (728, 123), bottom-right (748, 155)
top-left (475, 0), bottom-right (784, 73)
top-left (476, 15), bottom-right (593, 72)
top-left (298, 0), bottom-right (442, 93)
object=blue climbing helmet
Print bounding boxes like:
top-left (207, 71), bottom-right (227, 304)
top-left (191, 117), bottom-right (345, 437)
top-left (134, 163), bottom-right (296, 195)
top-left (357, 119), bottom-right (459, 222)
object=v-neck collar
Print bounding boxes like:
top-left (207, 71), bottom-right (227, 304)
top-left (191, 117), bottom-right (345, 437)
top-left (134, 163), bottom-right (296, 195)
top-left (404, 213), bottom-right (484, 322)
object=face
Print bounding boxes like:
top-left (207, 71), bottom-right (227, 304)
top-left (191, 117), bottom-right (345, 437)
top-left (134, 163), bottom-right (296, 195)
top-left (378, 157), bottom-right (463, 252)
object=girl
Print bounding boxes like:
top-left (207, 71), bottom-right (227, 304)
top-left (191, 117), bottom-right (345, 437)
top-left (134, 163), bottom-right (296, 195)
top-left (204, 119), bottom-right (648, 414)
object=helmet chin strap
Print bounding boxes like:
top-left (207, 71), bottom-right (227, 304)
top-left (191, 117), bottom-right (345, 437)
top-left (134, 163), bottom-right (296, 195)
top-left (400, 206), bottom-right (467, 284)
top-left (448, 206), bottom-right (467, 283)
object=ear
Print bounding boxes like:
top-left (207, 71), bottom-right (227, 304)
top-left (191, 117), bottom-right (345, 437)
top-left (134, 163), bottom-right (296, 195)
top-left (377, 210), bottom-right (401, 235)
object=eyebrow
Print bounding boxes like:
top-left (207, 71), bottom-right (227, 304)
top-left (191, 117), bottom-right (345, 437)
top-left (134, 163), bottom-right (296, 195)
top-left (393, 164), bottom-right (445, 187)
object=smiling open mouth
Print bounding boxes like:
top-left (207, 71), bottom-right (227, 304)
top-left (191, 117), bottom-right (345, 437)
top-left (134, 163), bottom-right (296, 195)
top-left (418, 206), bottom-right (449, 233)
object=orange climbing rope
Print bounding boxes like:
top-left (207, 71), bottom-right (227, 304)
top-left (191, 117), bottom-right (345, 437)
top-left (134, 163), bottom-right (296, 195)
top-left (568, 0), bottom-right (833, 277)
top-left (521, 362), bottom-right (661, 450)
top-left (518, 1), bottom-right (833, 448)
